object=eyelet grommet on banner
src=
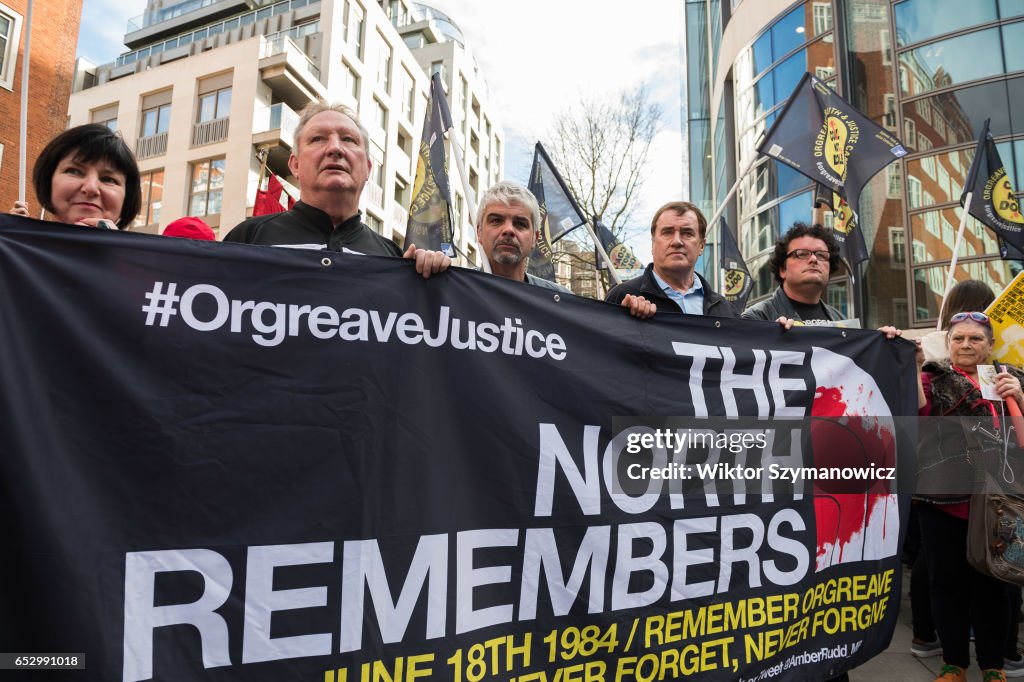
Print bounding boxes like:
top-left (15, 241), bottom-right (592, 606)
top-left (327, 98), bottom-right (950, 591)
top-left (715, 320), bottom-right (721, 328)
top-left (321, 257), bottom-right (332, 267)
top-left (553, 294), bottom-right (561, 302)
top-left (842, 330), bottom-right (847, 337)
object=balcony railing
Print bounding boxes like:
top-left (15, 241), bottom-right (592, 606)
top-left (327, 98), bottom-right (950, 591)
top-left (256, 102), bottom-right (300, 136)
top-left (260, 33), bottom-right (321, 80)
top-left (116, 0), bottom-right (318, 68)
top-left (127, 0), bottom-right (223, 33)
top-left (136, 131), bottom-right (169, 159)
top-left (365, 182), bottom-right (384, 207)
top-left (192, 117), bottom-right (230, 147)
top-left (391, 203), bottom-right (408, 228)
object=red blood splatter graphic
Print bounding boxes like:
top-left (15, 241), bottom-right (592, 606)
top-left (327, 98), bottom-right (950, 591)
top-left (808, 357), bottom-right (899, 570)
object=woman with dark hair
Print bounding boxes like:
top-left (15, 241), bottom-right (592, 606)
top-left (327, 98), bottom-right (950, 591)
top-left (10, 123), bottom-right (141, 229)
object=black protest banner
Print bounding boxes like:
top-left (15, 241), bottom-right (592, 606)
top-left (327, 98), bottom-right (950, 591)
top-left (0, 217), bottom-right (917, 681)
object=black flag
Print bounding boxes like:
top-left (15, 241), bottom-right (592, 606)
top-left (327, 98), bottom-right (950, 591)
top-left (961, 118), bottom-right (1024, 251)
top-left (405, 72), bottom-right (455, 257)
top-left (526, 143), bottom-right (588, 281)
top-left (758, 72), bottom-right (907, 219)
top-left (814, 183), bottom-right (869, 267)
top-left (718, 218), bottom-right (753, 310)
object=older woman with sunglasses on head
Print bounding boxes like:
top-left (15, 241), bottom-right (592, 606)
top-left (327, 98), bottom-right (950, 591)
top-left (914, 310), bottom-right (1024, 682)
top-left (10, 123), bottom-right (141, 229)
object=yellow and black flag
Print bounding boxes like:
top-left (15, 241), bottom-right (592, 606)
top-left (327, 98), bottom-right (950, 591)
top-left (758, 72), bottom-right (907, 219)
top-left (405, 73), bottom-right (455, 257)
top-left (594, 220), bottom-right (640, 272)
top-left (962, 118), bottom-right (1024, 251)
top-left (526, 142), bottom-right (588, 282)
top-left (718, 218), bottom-right (753, 310)
top-left (814, 182), bottom-right (868, 266)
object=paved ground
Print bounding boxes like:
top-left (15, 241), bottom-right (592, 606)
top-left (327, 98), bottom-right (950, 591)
top-left (848, 566), bottom-right (1019, 681)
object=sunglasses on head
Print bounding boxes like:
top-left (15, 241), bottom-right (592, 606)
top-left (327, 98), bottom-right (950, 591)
top-left (949, 311), bottom-right (991, 326)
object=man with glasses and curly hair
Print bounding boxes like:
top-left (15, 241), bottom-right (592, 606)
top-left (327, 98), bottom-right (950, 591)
top-left (742, 222), bottom-right (843, 325)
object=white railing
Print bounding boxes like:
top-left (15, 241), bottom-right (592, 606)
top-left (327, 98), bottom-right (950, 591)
top-left (260, 34), bottom-right (321, 80)
top-left (391, 203), bottom-right (408, 227)
top-left (256, 102), bottom-right (299, 136)
top-left (192, 117), bottom-right (229, 147)
top-left (365, 182), bottom-right (384, 207)
top-left (136, 132), bottom-right (168, 159)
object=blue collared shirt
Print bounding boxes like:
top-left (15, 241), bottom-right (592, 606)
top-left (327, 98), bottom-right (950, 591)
top-left (651, 269), bottom-right (705, 315)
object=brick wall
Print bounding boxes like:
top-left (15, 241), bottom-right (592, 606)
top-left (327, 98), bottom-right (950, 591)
top-left (0, 0), bottom-right (84, 216)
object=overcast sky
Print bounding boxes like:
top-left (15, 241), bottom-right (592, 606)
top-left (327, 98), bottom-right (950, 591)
top-left (76, 1), bottom-right (686, 262)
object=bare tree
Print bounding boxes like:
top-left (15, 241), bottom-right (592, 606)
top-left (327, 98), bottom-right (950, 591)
top-left (545, 85), bottom-right (661, 295)
top-left (547, 84), bottom-right (661, 235)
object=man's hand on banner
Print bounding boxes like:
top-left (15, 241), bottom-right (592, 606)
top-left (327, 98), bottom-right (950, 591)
top-left (403, 244), bottom-right (451, 279)
top-left (10, 200), bottom-right (29, 217)
top-left (620, 294), bottom-right (657, 319)
top-left (877, 325), bottom-right (902, 340)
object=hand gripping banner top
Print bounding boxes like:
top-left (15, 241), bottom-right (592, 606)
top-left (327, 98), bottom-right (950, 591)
top-left (758, 73), bottom-right (907, 219)
top-left (0, 216), bottom-right (919, 681)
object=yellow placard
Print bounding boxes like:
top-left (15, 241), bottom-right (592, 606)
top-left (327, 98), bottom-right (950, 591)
top-left (987, 270), bottom-right (1024, 367)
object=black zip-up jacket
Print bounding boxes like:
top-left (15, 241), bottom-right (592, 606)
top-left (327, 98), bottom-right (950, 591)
top-left (741, 286), bottom-right (842, 322)
top-left (224, 201), bottom-right (402, 257)
top-left (604, 264), bottom-right (738, 317)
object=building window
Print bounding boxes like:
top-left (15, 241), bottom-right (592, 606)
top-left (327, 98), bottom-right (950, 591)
top-left (344, 62), bottom-right (359, 99)
top-left (91, 103), bottom-right (119, 131)
top-left (888, 164), bottom-right (902, 199)
top-left (374, 98), bottom-right (387, 132)
top-left (349, 7), bottom-right (364, 59)
top-left (141, 103), bottom-right (171, 137)
top-left (189, 158), bottom-right (225, 216)
top-left (430, 60), bottom-right (445, 82)
top-left (377, 32), bottom-right (391, 92)
top-left (193, 79), bottom-right (231, 146)
top-left (0, 4), bottom-right (22, 91)
top-left (197, 86), bottom-right (231, 123)
top-left (880, 29), bottom-right (891, 65)
top-left (903, 119), bottom-right (916, 147)
top-left (907, 175), bottom-right (923, 208)
top-left (366, 211), bottom-right (383, 234)
top-left (403, 66), bottom-right (415, 120)
top-left (135, 170), bottom-right (164, 228)
top-left (889, 227), bottom-right (906, 269)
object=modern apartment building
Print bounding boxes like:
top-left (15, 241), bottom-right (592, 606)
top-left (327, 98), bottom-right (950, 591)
top-left (0, 0), bottom-right (83, 213)
top-left (686, 0), bottom-right (1024, 328)
top-left (69, 0), bottom-right (503, 266)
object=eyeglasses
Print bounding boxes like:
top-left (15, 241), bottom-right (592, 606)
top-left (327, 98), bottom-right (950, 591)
top-left (786, 249), bottom-right (831, 262)
top-left (949, 311), bottom-right (991, 326)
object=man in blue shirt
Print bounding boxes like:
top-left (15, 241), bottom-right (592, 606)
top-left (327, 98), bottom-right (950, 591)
top-left (605, 201), bottom-right (737, 318)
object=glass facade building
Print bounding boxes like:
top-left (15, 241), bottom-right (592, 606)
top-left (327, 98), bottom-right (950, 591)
top-left (686, 0), bottom-right (1024, 327)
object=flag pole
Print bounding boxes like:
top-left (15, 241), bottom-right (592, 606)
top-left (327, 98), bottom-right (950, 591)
top-left (446, 129), bottom-right (485, 271)
top-left (254, 146), bottom-right (270, 213)
top-left (704, 153), bottom-right (759, 247)
top-left (583, 220), bottom-right (622, 286)
top-left (936, 193), bottom-right (972, 329)
top-left (18, 0), bottom-right (33, 203)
